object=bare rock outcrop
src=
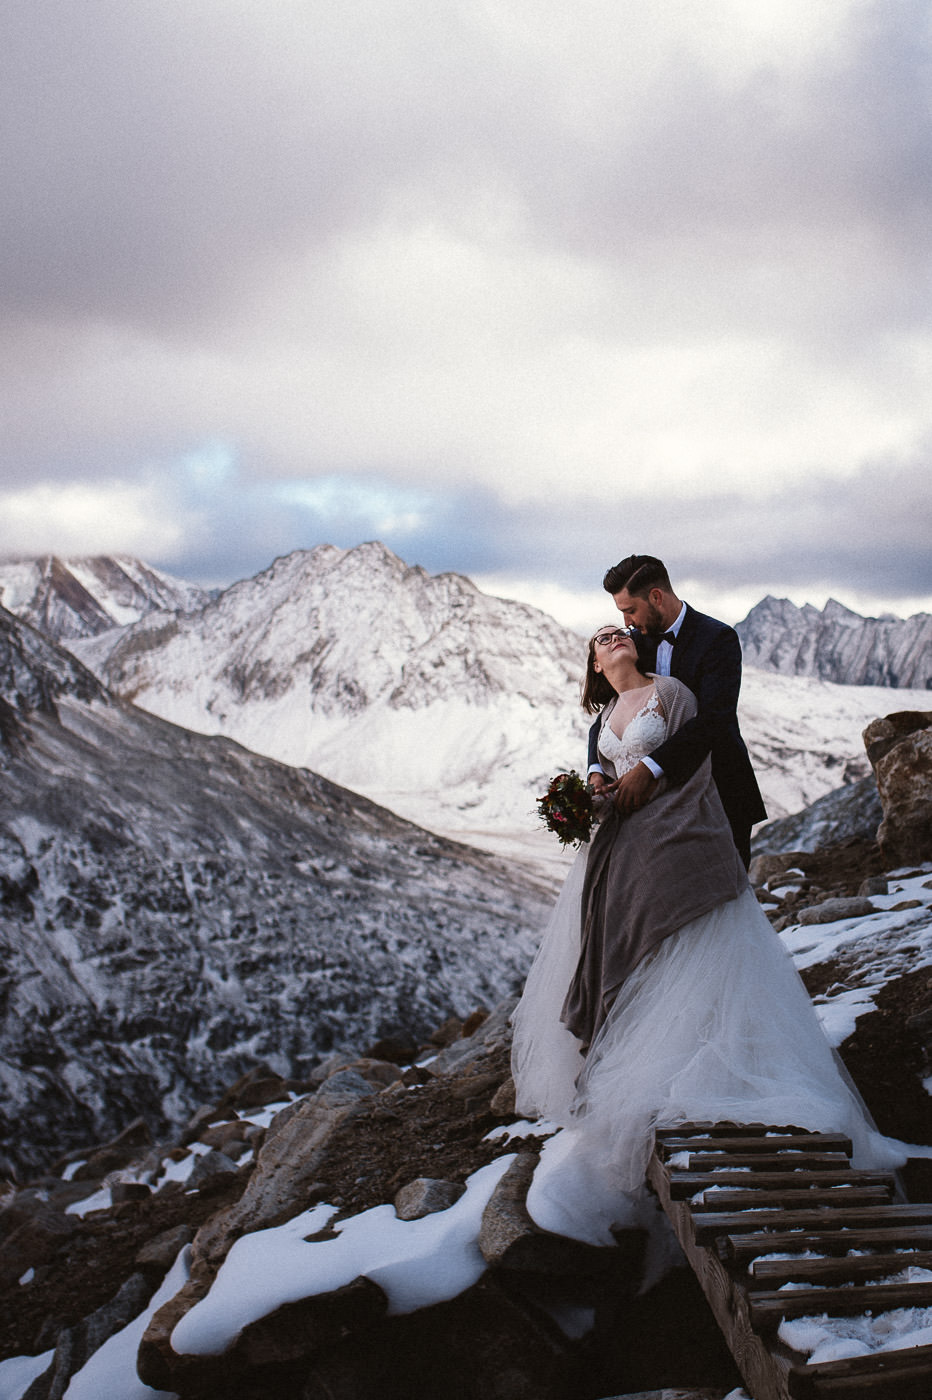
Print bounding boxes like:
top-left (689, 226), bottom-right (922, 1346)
top-left (863, 710), bottom-right (932, 865)
top-left (736, 595), bottom-right (931, 688)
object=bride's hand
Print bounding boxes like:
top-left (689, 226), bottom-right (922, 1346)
top-left (589, 777), bottom-right (617, 821)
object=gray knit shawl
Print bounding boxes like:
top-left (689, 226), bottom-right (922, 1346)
top-left (561, 673), bottom-right (747, 1047)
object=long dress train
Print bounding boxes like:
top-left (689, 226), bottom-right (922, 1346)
top-left (511, 682), bottom-right (907, 1247)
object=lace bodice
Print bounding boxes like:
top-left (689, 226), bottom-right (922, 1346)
top-left (597, 688), bottom-right (666, 777)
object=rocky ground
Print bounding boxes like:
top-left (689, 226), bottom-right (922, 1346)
top-left (2, 831), bottom-right (930, 1400)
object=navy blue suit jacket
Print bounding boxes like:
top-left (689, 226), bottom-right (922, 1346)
top-left (587, 605), bottom-right (766, 844)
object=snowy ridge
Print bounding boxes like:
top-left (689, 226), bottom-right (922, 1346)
top-left (66, 543), bottom-right (930, 856)
top-left (737, 594), bottom-right (931, 689)
top-left (0, 554), bottom-right (209, 642)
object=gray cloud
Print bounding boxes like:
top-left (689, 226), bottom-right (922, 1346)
top-left (442, 455), bottom-right (932, 606)
top-left (93, 447), bottom-right (926, 611)
top-left (1, 1), bottom-right (930, 618)
top-left (6, 0), bottom-right (929, 340)
top-left (0, 0), bottom-right (509, 331)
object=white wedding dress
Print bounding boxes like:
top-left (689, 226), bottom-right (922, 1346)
top-left (511, 689), bottom-right (907, 1248)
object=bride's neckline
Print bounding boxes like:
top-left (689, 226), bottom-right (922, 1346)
top-left (606, 681), bottom-right (657, 739)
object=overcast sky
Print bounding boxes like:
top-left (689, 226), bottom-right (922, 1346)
top-left (1, 0), bottom-right (930, 628)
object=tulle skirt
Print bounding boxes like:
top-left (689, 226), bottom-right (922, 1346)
top-left (511, 850), bottom-right (907, 1246)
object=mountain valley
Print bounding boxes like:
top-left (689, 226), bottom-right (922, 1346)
top-left (0, 607), bottom-right (551, 1176)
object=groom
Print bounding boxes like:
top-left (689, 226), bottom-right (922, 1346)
top-left (587, 553), bottom-right (765, 867)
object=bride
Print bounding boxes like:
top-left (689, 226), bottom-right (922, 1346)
top-left (511, 624), bottom-right (908, 1247)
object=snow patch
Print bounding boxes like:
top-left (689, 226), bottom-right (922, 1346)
top-left (172, 1155), bottom-right (516, 1356)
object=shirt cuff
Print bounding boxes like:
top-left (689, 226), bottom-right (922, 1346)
top-left (587, 763), bottom-right (604, 777)
top-left (641, 756), bottom-right (663, 779)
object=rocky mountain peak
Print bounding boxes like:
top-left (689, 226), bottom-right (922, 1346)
top-left (0, 606), bottom-right (108, 735)
top-left (736, 595), bottom-right (931, 688)
top-left (0, 554), bottom-right (210, 642)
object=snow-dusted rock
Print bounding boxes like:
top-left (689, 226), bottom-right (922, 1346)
top-left (750, 775), bottom-right (882, 856)
top-left (0, 554), bottom-right (209, 642)
top-left (190, 1085), bottom-right (375, 1271)
top-left (737, 595), bottom-right (931, 688)
top-left (0, 605), bottom-right (552, 1177)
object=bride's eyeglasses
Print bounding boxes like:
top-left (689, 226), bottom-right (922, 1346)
top-left (594, 627), bottom-right (639, 646)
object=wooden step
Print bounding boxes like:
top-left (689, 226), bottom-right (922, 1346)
top-left (672, 1151), bottom-right (854, 1172)
top-left (787, 1343), bottom-right (932, 1400)
top-left (748, 1249), bottom-right (932, 1287)
top-left (693, 1202), bottom-right (932, 1243)
top-left (656, 1129), bottom-right (854, 1156)
top-left (721, 1222), bottom-right (932, 1266)
top-left (668, 1168), bottom-right (897, 1198)
top-left (749, 1278), bottom-right (932, 1329)
top-left (689, 1184), bottom-right (895, 1213)
top-left (646, 1122), bottom-right (932, 1400)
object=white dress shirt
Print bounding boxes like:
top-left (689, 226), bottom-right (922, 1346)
top-left (640, 601), bottom-right (686, 777)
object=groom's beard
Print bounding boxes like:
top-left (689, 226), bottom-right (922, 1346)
top-left (640, 602), bottom-right (667, 638)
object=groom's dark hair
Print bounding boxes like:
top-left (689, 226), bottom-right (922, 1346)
top-left (602, 554), bottom-right (672, 598)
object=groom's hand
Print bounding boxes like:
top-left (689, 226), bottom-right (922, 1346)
top-left (612, 762), bottom-right (656, 813)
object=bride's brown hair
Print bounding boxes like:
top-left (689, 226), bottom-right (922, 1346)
top-left (581, 632), bottom-right (648, 714)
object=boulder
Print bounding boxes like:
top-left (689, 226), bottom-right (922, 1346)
top-left (191, 1084), bottom-right (374, 1267)
top-left (186, 1150), bottom-right (240, 1194)
top-left (213, 1063), bottom-right (288, 1115)
top-left (394, 1177), bottom-right (466, 1220)
top-left (795, 896), bottom-right (877, 925)
top-left (0, 1204), bottom-right (80, 1288)
top-left (364, 1030), bottom-right (421, 1064)
top-left (322, 1065), bottom-right (392, 1095)
top-left (197, 1119), bottom-right (250, 1151)
top-left (747, 852), bottom-right (808, 886)
top-left (109, 1181), bottom-right (151, 1204)
top-left (342, 1057), bottom-right (404, 1090)
top-left (863, 709), bottom-right (932, 767)
top-left (136, 1271), bottom-right (217, 1395)
top-left (138, 1080), bottom-right (375, 1388)
top-left (478, 1154), bottom-right (644, 1296)
top-left (491, 1075), bottom-right (517, 1116)
top-left (296, 1276), bottom-right (578, 1400)
top-left (135, 1224), bottom-right (195, 1275)
top-left (863, 712), bottom-right (932, 866)
top-left (238, 1277), bottom-right (388, 1366)
top-left (426, 999), bottom-right (517, 1077)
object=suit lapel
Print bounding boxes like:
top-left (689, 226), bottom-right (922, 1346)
top-left (669, 604), bottom-right (697, 683)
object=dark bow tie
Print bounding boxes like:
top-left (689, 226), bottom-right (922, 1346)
top-left (660, 631), bottom-right (677, 646)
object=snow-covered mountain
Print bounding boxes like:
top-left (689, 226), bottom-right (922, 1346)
top-left (736, 595), bottom-right (931, 689)
top-left (0, 554), bottom-right (209, 641)
top-left (69, 543), bottom-right (592, 861)
top-left (0, 605), bottom-right (552, 1175)
top-left (67, 543), bottom-right (930, 853)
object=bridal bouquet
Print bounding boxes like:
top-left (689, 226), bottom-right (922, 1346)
top-left (537, 770), bottom-right (594, 847)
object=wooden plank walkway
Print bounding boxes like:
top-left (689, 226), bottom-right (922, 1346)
top-left (646, 1123), bottom-right (932, 1400)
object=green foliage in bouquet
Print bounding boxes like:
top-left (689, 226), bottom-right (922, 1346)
top-left (537, 769), bottom-right (594, 848)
